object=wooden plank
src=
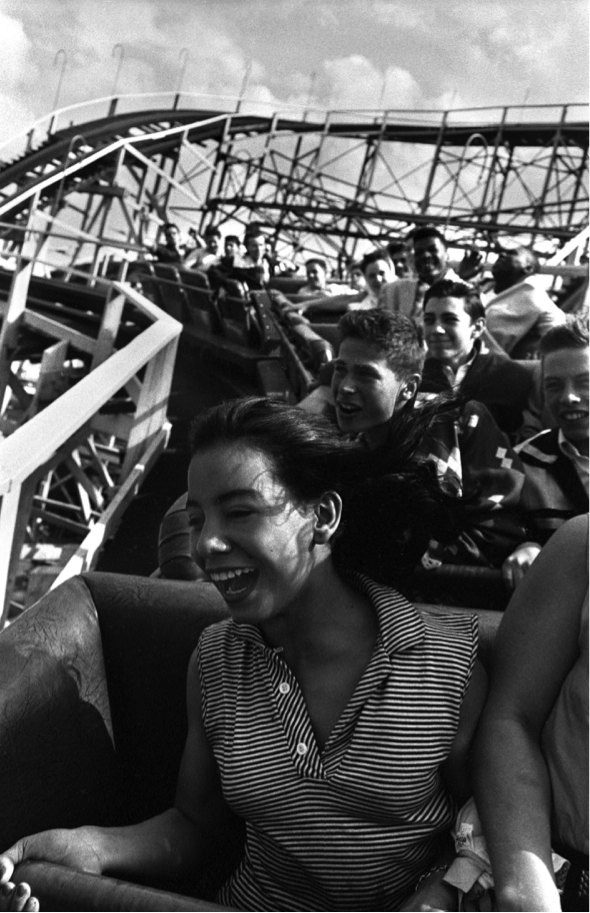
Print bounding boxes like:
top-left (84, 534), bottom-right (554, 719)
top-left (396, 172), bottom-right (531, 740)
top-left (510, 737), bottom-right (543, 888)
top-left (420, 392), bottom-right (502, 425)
top-left (23, 310), bottom-right (96, 354)
top-left (121, 337), bottom-right (178, 477)
top-left (0, 319), bottom-right (180, 494)
top-left (91, 292), bottom-right (126, 369)
top-left (112, 279), bottom-right (183, 326)
top-left (25, 339), bottom-right (69, 419)
top-left (52, 423), bottom-right (170, 586)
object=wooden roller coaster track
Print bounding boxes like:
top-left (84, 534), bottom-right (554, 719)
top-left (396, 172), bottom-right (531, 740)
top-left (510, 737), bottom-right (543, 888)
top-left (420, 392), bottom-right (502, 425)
top-left (0, 93), bottom-right (587, 620)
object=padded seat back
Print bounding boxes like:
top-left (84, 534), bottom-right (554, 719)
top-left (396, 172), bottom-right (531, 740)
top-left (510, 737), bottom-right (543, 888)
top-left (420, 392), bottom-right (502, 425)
top-left (0, 577), bottom-right (117, 847)
top-left (216, 279), bottom-right (261, 347)
top-left (158, 491), bottom-right (204, 581)
top-left (0, 573), bottom-right (229, 849)
top-left (84, 572), bottom-right (228, 824)
top-left (133, 261), bottom-right (167, 310)
top-left (178, 270), bottom-right (221, 335)
top-left (153, 263), bottom-right (187, 322)
top-left (267, 276), bottom-right (307, 296)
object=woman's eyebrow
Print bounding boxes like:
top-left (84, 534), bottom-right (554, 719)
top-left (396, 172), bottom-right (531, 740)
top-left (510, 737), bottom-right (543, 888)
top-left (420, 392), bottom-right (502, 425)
top-left (186, 489), bottom-right (260, 510)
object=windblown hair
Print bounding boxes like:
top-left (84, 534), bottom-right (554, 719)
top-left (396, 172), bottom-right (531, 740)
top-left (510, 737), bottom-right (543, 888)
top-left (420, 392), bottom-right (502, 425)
top-left (424, 280), bottom-right (485, 322)
top-left (338, 308), bottom-right (426, 380)
top-left (540, 313), bottom-right (589, 357)
top-left (189, 396), bottom-right (462, 589)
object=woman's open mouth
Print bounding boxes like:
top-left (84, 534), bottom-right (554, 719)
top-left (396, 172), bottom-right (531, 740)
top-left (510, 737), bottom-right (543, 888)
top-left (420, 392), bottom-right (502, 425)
top-left (208, 567), bottom-right (259, 602)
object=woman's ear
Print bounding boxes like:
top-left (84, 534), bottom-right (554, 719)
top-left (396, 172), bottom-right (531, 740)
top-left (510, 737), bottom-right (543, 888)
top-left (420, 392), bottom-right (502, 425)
top-left (313, 491), bottom-right (342, 544)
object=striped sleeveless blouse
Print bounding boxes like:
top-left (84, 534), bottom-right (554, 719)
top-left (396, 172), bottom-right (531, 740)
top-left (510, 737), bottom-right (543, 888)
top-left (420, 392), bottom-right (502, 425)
top-left (197, 574), bottom-right (477, 911)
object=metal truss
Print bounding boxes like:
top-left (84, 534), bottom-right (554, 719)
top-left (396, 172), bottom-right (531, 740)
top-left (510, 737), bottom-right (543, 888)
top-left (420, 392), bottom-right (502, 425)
top-left (0, 100), bottom-right (586, 280)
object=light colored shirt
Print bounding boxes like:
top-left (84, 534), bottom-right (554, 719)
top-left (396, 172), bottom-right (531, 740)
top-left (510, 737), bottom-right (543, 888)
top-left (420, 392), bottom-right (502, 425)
top-left (297, 283), bottom-right (343, 299)
top-left (484, 276), bottom-right (565, 357)
top-left (348, 281), bottom-right (398, 312)
top-left (439, 344), bottom-right (480, 388)
top-left (389, 268), bottom-right (462, 319)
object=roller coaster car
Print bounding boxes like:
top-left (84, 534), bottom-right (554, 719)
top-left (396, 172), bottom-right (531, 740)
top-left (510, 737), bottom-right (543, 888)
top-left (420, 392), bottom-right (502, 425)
top-left (0, 571), bottom-right (500, 911)
top-left (0, 572), bottom-right (239, 911)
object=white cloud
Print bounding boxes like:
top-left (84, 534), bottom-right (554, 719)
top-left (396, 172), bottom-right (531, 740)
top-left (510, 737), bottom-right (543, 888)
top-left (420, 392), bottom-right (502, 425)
top-left (323, 55), bottom-right (421, 110)
top-left (0, 8), bottom-right (30, 82)
top-left (0, 9), bottom-right (36, 146)
top-left (0, 0), bottom-right (585, 154)
top-left (371, 1), bottom-right (425, 30)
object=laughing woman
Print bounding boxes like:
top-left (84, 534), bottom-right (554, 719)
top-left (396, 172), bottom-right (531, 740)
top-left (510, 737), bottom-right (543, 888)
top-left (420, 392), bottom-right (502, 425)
top-left (0, 397), bottom-right (485, 913)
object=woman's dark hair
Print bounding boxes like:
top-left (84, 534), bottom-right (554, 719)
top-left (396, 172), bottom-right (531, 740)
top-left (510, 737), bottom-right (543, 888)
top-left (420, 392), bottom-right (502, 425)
top-left (189, 396), bottom-right (462, 589)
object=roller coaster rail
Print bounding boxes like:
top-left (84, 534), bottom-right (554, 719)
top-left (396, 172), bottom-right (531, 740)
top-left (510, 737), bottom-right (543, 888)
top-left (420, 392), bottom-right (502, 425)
top-left (0, 93), bottom-right (587, 272)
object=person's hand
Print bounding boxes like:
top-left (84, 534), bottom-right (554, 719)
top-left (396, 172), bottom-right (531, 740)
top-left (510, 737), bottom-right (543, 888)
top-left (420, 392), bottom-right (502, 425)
top-left (0, 881), bottom-right (37, 912)
top-left (501, 542), bottom-right (542, 589)
top-left (0, 828), bottom-right (105, 911)
top-left (458, 248), bottom-right (484, 282)
top-left (398, 872), bottom-right (458, 911)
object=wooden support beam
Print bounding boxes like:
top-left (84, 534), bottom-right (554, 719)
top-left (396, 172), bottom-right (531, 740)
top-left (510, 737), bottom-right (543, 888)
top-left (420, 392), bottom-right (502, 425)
top-left (53, 423), bottom-right (170, 586)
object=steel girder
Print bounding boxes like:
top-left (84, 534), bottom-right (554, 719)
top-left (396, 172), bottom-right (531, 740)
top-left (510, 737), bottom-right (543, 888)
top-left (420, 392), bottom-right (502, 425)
top-left (0, 102), bottom-right (586, 276)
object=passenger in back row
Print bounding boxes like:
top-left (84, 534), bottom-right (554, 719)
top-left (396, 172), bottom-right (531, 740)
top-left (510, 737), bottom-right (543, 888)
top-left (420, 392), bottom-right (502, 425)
top-left (484, 242), bottom-right (565, 359)
top-left (501, 315), bottom-right (589, 589)
top-left (388, 226), bottom-right (461, 319)
top-left (296, 248), bottom-right (397, 316)
top-left (184, 225), bottom-right (222, 271)
top-left (297, 258), bottom-right (342, 298)
top-left (420, 280), bottom-right (534, 438)
top-left (301, 309), bottom-right (526, 568)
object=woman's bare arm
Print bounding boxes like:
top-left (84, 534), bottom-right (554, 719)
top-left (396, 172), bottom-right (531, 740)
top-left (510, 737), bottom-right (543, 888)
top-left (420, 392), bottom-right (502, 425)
top-left (472, 515), bottom-right (588, 912)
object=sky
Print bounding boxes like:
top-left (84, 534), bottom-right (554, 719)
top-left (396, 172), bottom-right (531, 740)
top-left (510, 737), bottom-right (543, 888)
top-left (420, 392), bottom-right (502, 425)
top-left (0, 0), bottom-right (587, 151)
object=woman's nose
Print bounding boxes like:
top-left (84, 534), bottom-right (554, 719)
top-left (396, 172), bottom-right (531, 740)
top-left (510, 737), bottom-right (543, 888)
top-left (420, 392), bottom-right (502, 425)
top-left (193, 521), bottom-right (231, 559)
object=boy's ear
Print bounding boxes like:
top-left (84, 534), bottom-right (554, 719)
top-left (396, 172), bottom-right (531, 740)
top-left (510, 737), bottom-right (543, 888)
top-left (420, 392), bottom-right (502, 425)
top-left (394, 373), bottom-right (420, 410)
top-left (313, 491), bottom-right (343, 544)
top-left (472, 317), bottom-right (485, 340)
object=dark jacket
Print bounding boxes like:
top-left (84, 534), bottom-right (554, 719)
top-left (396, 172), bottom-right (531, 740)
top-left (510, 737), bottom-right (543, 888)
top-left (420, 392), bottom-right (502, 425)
top-left (420, 347), bottom-right (534, 437)
top-left (516, 428), bottom-right (589, 544)
top-left (422, 400), bottom-right (527, 567)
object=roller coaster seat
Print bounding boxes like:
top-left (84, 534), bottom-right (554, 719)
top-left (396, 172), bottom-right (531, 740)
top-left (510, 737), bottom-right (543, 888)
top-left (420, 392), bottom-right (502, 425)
top-left (0, 572), bottom-right (241, 906)
top-left (0, 570), bottom-right (501, 907)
